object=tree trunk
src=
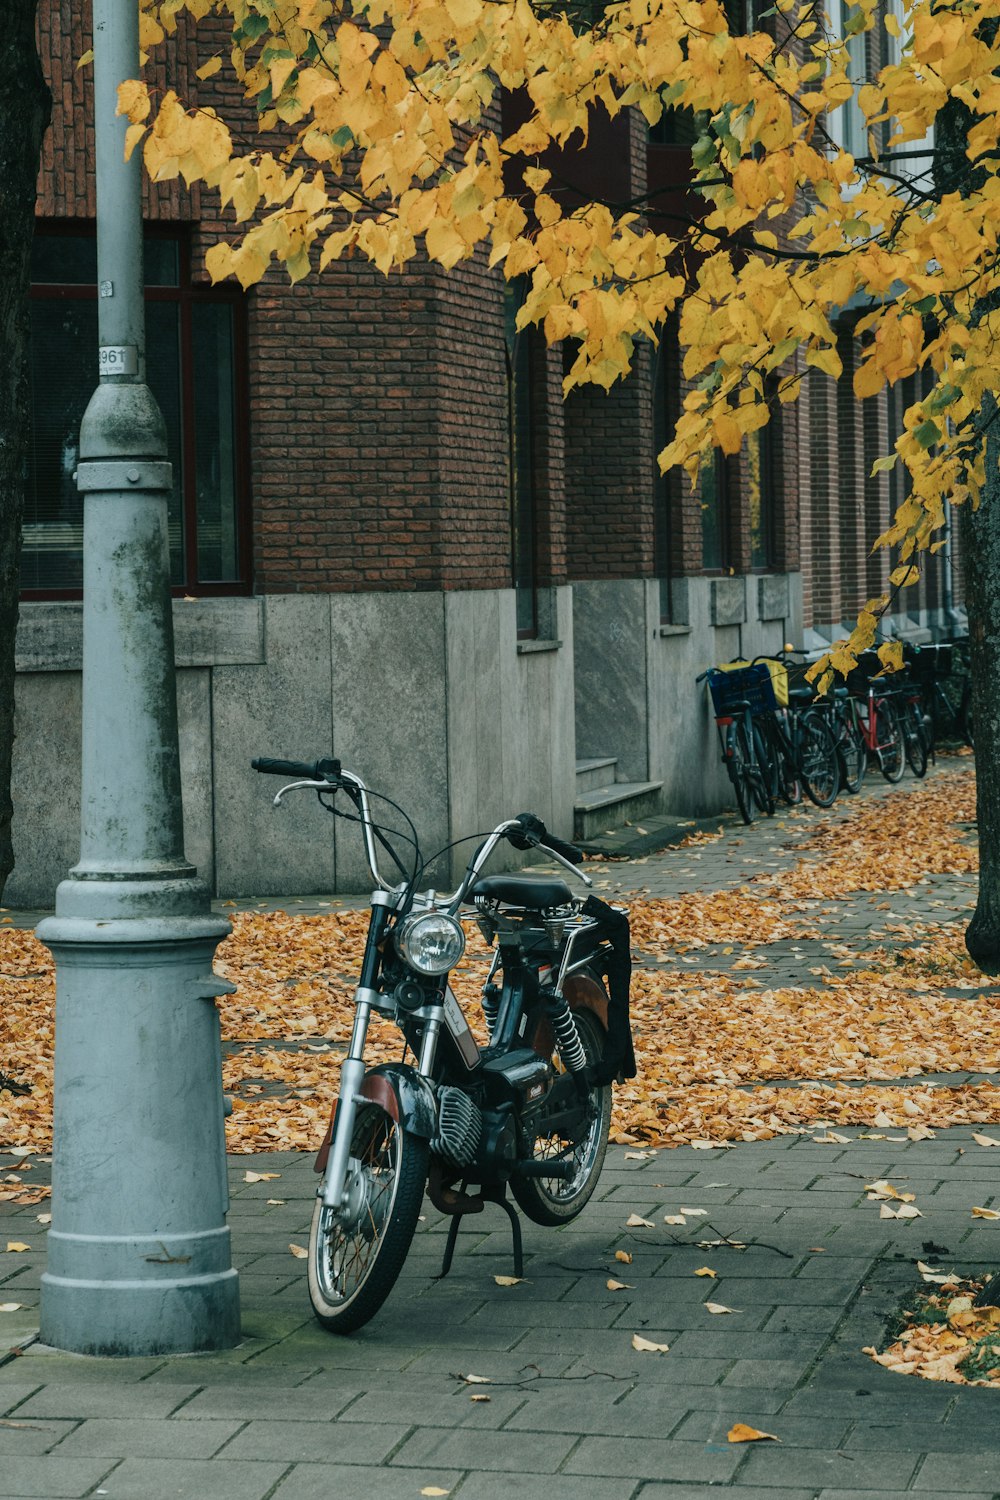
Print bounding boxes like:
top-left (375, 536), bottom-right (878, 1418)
top-left (0, 4), bottom-right (50, 902)
top-left (964, 398), bottom-right (1000, 971)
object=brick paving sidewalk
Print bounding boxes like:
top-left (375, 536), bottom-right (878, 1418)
top-left (2, 757), bottom-right (998, 1500)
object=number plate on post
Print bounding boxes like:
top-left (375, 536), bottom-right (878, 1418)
top-left (99, 345), bottom-right (138, 376)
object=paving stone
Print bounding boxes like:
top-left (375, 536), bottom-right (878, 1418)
top-left (270, 1465), bottom-right (467, 1500)
top-left (391, 1425), bottom-right (577, 1471)
top-left (454, 1476), bottom-right (642, 1500)
top-left (913, 1452), bottom-right (1000, 1490)
top-left (51, 1415), bottom-right (244, 1458)
top-left (87, 1457), bottom-right (289, 1499)
top-left (637, 1489), bottom-right (816, 1500)
top-left (0, 1417), bottom-right (77, 1454)
top-left (221, 1417), bottom-right (410, 1462)
top-left (675, 1411), bottom-right (855, 1448)
top-left (0, 1456), bottom-right (116, 1497)
top-left (173, 1384), bottom-right (358, 1421)
top-left (739, 1445), bottom-right (920, 1489)
top-left (563, 1433), bottom-right (742, 1482)
top-left (12, 1383), bottom-right (201, 1418)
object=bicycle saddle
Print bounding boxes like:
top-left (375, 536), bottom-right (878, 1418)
top-left (471, 875), bottom-right (574, 910)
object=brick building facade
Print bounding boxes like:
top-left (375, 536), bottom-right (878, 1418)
top-left (9, 1), bottom-right (963, 904)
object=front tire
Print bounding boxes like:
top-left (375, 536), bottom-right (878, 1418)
top-left (308, 1101), bottom-right (428, 1334)
top-left (875, 700), bottom-right (905, 782)
top-left (513, 1003), bottom-right (613, 1227)
top-left (901, 702), bottom-right (929, 778)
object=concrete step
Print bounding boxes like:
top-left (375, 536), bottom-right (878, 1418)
top-left (575, 755), bottom-right (619, 793)
top-left (573, 780), bottom-right (664, 842)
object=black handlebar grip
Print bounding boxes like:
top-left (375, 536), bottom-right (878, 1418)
top-left (251, 757), bottom-right (341, 782)
top-left (540, 831), bottom-right (585, 865)
top-left (509, 812), bottom-right (584, 865)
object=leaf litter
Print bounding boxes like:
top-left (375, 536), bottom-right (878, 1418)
top-left (1, 768), bottom-right (995, 1156)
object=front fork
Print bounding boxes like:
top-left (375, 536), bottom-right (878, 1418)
top-left (321, 993), bottom-right (374, 1210)
top-left (321, 896), bottom-right (392, 1212)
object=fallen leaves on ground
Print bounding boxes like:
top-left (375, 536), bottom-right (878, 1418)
top-left (866, 1277), bottom-right (1000, 1385)
top-left (1, 768), bottom-right (995, 1155)
top-left (727, 1424), bottom-right (780, 1443)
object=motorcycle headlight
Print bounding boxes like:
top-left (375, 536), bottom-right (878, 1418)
top-left (394, 911), bottom-right (466, 976)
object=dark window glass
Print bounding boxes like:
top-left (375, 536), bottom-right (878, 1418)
top-left (30, 235), bottom-right (98, 286)
top-left (505, 280), bottom-right (536, 637)
top-left (23, 299), bottom-right (95, 589)
top-left (653, 326), bottom-right (678, 620)
top-left (193, 305), bottom-right (240, 582)
top-left (748, 404), bottom-right (780, 570)
top-left (145, 299), bottom-right (185, 583)
top-left (701, 450), bottom-right (729, 571)
top-left (24, 226), bottom-right (248, 597)
top-left (649, 111), bottom-right (700, 147)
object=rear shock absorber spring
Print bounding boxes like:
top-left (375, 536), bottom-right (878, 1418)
top-left (481, 983), bottom-right (501, 1038)
top-left (543, 990), bottom-right (587, 1076)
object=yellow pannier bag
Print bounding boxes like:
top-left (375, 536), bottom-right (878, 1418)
top-left (717, 657), bottom-right (789, 708)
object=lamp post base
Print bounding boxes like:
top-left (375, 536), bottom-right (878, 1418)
top-left (37, 906), bottom-right (241, 1357)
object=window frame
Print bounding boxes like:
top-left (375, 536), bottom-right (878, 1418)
top-left (23, 220), bottom-right (253, 602)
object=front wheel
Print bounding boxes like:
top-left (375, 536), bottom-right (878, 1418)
top-left (900, 702), bottom-right (929, 778)
top-left (836, 712), bottom-right (867, 794)
top-left (308, 1101), bottom-right (428, 1334)
top-left (513, 1002), bottom-right (613, 1227)
top-left (875, 700), bottom-right (905, 782)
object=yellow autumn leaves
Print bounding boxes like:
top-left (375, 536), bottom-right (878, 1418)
top-left (119, 0), bottom-right (1000, 668)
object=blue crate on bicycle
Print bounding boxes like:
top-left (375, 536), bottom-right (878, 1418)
top-left (706, 661), bottom-right (778, 718)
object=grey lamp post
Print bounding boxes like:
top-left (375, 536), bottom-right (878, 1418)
top-left (36, 0), bottom-right (240, 1354)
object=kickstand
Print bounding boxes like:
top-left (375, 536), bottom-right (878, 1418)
top-left (437, 1183), bottom-right (524, 1281)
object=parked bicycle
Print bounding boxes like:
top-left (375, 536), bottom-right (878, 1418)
top-left (251, 756), bottom-right (634, 1333)
top-left (845, 650), bottom-right (906, 782)
top-left (904, 641), bottom-right (973, 751)
top-left (749, 653), bottom-right (841, 808)
top-left (699, 662), bottom-right (776, 824)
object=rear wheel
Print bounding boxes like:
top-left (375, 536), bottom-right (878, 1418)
top-left (750, 722), bottom-right (776, 816)
top-left (308, 1101), bottom-right (428, 1334)
top-left (798, 711), bottom-right (840, 807)
top-left (725, 721), bottom-right (754, 825)
top-left (513, 1003), bottom-right (613, 1227)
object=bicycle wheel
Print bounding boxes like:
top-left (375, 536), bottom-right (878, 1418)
top-left (874, 699), bottom-right (905, 782)
top-left (798, 710), bottom-right (840, 807)
top-left (308, 1101), bottom-right (429, 1334)
top-left (725, 720), bottom-right (754, 824)
top-left (751, 721), bottom-right (776, 816)
top-left (513, 1002), bottom-right (613, 1226)
top-left (836, 710), bottom-right (867, 794)
top-left (901, 701), bottom-right (929, 778)
top-left (765, 716), bottom-right (801, 804)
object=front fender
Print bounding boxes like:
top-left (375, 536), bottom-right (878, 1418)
top-left (314, 1063), bottom-right (437, 1174)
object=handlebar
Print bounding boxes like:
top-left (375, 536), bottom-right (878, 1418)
top-left (252, 756), bottom-right (341, 782)
top-left (252, 758), bottom-right (590, 904)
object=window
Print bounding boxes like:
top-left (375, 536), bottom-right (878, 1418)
top-left (653, 323), bottom-right (679, 619)
top-left (827, 0), bottom-right (869, 164)
top-left (701, 449), bottom-right (730, 572)
top-left (505, 280), bottom-right (537, 637)
top-left (748, 392), bottom-right (781, 570)
top-left (24, 224), bottom-right (250, 597)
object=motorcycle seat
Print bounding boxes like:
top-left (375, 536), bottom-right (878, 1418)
top-left (471, 875), bottom-right (574, 910)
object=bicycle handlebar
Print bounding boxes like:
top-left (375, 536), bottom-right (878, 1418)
top-left (252, 756), bottom-right (342, 783)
